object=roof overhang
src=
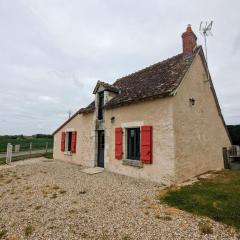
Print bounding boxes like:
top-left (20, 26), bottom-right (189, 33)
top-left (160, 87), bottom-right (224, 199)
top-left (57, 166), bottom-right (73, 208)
top-left (93, 80), bottom-right (119, 94)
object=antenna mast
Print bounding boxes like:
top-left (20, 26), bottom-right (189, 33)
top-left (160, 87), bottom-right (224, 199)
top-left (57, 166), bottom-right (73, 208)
top-left (67, 110), bottom-right (72, 119)
top-left (199, 21), bottom-right (213, 65)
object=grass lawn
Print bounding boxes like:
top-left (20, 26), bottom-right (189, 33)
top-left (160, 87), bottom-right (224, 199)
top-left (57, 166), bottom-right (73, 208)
top-left (42, 152), bottom-right (53, 159)
top-left (161, 170), bottom-right (240, 229)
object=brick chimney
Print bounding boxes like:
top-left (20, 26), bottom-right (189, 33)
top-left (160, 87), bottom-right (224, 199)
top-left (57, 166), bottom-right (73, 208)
top-left (182, 24), bottom-right (197, 55)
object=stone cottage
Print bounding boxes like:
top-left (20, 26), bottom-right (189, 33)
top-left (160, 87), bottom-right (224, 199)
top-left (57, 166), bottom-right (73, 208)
top-left (53, 25), bottom-right (231, 184)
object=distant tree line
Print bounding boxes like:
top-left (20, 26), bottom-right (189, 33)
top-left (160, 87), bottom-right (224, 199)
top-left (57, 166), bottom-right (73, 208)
top-left (0, 134), bottom-right (53, 139)
top-left (227, 125), bottom-right (240, 145)
top-left (32, 134), bottom-right (53, 139)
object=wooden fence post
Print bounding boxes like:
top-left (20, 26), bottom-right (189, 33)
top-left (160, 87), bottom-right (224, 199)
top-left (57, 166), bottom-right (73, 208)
top-left (223, 147), bottom-right (230, 169)
top-left (45, 142), bottom-right (48, 153)
top-left (29, 142), bottom-right (32, 158)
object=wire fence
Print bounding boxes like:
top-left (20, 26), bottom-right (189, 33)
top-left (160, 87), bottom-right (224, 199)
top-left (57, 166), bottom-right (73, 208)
top-left (0, 138), bottom-right (53, 152)
top-left (12, 142), bottom-right (51, 152)
top-left (0, 141), bottom-right (53, 165)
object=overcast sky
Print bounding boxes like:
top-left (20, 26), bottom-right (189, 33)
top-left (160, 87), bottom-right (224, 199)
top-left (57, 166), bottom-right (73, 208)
top-left (0, 0), bottom-right (239, 135)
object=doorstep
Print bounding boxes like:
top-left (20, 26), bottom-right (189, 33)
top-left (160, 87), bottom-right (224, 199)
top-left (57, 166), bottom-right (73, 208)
top-left (80, 167), bottom-right (104, 175)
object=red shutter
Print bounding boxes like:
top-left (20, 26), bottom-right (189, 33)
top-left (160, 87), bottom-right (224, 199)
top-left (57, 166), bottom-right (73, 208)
top-left (71, 131), bottom-right (77, 153)
top-left (115, 128), bottom-right (123, 160)
top-left (61, 132), bottom-right (65, 152)
top-left (141, 126), bottom-right (152, 164)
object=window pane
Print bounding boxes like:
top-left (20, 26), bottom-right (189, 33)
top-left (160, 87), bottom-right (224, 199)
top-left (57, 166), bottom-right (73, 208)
top-left (98, 92), bottom-right (104, 120)
top-left (68, 132), bottom-right (72, 151)
top-left (127, 128), bottom-right (140, 160)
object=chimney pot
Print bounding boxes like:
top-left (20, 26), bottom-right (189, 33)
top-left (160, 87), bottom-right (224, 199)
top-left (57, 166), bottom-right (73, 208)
top-left (182, 24), bottom-right (197, 55)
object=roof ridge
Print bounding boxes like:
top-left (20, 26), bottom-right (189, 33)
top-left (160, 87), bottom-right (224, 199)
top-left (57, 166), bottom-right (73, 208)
top-left (93, 80), bottom-right (119, 94)
top-left (97, 80), bottom-right (112, 85)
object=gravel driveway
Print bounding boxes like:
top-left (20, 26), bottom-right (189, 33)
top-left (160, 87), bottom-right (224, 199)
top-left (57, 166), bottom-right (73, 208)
top-left (0, 158), bottom-right (238, 240)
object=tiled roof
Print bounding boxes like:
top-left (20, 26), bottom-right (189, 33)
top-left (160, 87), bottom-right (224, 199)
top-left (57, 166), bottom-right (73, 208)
top-left (81, 49), bottom-right (196, 113)
top-left (79, 101), bottom-right (95, 114)
top-left (105, 52), bottom-right (193, 108)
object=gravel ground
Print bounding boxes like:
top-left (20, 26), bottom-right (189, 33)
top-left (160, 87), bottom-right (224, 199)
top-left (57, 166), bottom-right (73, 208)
top-left (0, 158), bottom-right (239, 240)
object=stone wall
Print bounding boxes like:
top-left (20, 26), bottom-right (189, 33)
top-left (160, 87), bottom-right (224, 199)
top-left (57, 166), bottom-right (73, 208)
top-left (173, 53), bottom-right (231, 182)
top-left (53, 113), bottom-right (96, 167)
top-left (104, 98), bottom-right (176, 185)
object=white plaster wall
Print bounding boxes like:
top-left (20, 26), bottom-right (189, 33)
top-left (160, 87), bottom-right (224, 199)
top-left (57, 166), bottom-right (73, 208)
top-left (104, 98), bottom-right (176, 185)
top-left (173, 53), bottom-right (231, 182)
top-left (53, 113), bottom-right (96, 167)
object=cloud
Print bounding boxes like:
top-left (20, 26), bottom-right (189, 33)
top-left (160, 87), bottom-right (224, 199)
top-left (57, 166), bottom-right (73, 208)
top-left (0, 0), bottom-right (239, 135)
top-left (38, 95), bottom-right (59, 103)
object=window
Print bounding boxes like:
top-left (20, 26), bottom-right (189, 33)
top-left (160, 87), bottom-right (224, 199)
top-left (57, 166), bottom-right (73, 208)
top-left (61, 131), bottom-right (77, 153)
top-left (98, 92), bottom-right (104, 120)
top-left (127, 128), bottom-right (140, 160)
top-left (66, 132), bottom-right (72, 151)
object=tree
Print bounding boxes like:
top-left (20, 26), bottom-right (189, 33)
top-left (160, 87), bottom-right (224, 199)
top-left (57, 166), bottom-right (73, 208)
top-left (227, 125), bottom-right (240, 145)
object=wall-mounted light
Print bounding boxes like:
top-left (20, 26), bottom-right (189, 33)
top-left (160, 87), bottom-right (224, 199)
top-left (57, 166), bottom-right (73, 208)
top-left (111, 116), bottom-right (115, 123)
top-left (189, 98), bottom-right (196, 106)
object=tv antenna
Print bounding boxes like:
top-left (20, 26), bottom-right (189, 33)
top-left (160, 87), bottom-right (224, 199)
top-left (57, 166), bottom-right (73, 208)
top-left (67, 110), bottom-right (72, 119)
top-left (199, 21), bottom-right (213, 65)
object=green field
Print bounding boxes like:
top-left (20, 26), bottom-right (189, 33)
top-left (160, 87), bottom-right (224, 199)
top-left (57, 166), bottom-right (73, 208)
top-left (0, 135), bottom-right (53, 153)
